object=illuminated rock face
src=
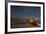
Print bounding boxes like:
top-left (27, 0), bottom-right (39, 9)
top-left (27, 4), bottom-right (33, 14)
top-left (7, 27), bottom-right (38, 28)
top-left (27, 17), bottom-right (38, 26)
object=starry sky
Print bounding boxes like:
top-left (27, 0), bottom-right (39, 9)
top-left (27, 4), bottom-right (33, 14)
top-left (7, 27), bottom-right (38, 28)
top-left (11, 6), bottom-right (41, 19)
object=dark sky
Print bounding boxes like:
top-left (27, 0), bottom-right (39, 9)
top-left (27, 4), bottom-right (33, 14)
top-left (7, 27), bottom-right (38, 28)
top-left (11, 6), bottom-right (40, 19)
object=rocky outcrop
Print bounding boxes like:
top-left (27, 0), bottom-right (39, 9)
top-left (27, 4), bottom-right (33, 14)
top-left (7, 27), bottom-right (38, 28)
top-left (11, 16), bottom-right (40, 28)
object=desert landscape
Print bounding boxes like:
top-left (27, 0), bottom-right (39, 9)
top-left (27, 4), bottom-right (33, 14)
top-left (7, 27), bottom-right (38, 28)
top-left (11, 6), bottom-right (41, 28)
top-left (11, 16), bottom-right (41, 28)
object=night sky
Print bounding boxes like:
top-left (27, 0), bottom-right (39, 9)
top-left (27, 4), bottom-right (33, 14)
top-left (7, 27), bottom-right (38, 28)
top-left (11, 6), bottom-right (41, 19)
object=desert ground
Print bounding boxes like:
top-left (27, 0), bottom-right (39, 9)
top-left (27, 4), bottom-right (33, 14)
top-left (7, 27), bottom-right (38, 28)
top-left (11, 16), bottom-right (41, 28)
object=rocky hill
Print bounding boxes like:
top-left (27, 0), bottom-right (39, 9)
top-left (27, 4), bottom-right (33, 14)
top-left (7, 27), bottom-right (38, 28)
top-left (11, 16), bottom-right (40, 28)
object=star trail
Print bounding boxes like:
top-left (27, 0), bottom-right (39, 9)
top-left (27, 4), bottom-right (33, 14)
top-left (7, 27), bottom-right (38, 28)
top-left (11, 6), bottom-right (40, 19)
